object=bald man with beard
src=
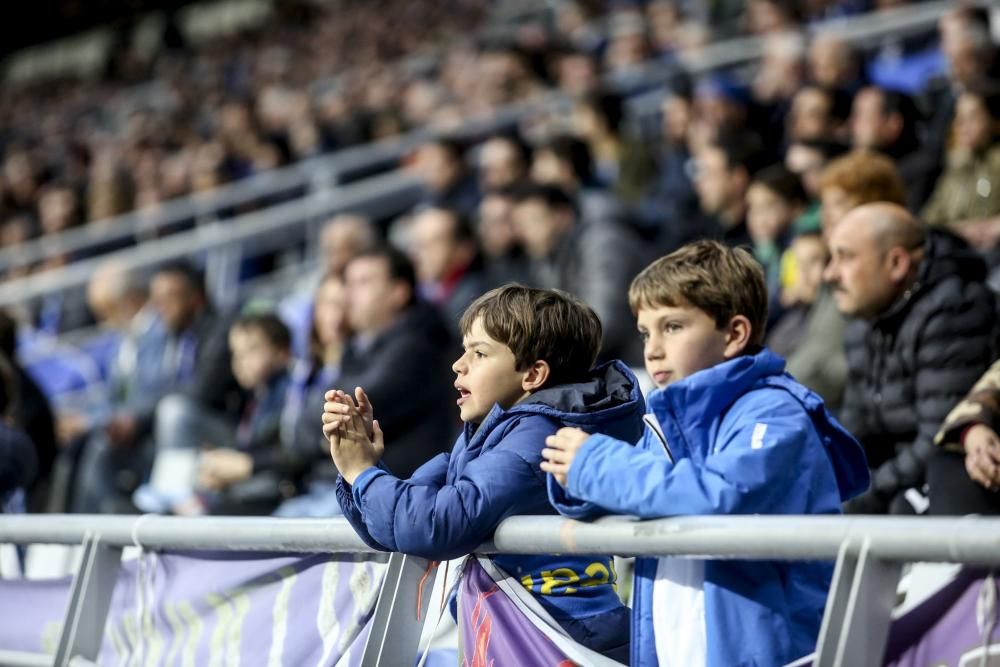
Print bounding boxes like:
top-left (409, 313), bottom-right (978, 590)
top-left (824, 203), bottom-right (997, 515)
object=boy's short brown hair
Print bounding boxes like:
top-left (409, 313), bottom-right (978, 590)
top-left (231, 312), bottom-right (292, 351)
top-left (629, 240), bottom-right (768, 347)
top-left (459, 284), bottom-right (602, 386)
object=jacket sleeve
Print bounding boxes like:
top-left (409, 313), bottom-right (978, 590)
top-left (870, 297), bottom-right (996, 499)
top-left (934, 359), bottom-right (1000, 451)
top-left (349, 418), bottom-right (556, 560)
top-left (335, 452), bottom-right (451, 551)
top-left (567, 394), bottom-right (828, 518)
top-left (0, 423), bottom-right (37, 497)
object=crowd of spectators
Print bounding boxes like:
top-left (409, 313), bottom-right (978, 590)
top-left (2, 0), bottom-right (1000, 520)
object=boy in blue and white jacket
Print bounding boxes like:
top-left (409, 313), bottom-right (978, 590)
top-left (542, 240), bottom-right (870, 667)
top-left (323, 285), bottom-right (644, 661)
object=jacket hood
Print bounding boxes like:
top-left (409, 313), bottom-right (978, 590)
top-left (650, 348), bottom-right (869, 501)
top-left (876, 228), bottom-right (987, 326)
top-left (511, 360), bottom-right (646, 444)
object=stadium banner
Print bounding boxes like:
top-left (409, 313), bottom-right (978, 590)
top-left (0, 551), bottom-right (385, 666)
top-left (458, 556), bottom-right (624, 667)
top-left (884, 569), bottom-right (1000, 667)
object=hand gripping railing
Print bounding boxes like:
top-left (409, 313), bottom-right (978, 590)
top-left (1, 513), bottom-right (999, 667)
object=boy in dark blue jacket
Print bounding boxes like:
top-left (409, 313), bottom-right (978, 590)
top-left (541, 240), bottom-right (870, 667)
top-left (323, 285), bottom-right (644, 661)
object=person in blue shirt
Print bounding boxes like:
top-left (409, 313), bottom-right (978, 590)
top-left (323, 284), bottom-right (644, 661)
top-left (541, 240), bottom-right (870, 667)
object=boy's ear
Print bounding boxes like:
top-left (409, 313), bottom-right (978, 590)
top-left (520, 360), bottom-right (551, 393)
top-left (723, 315), bottom-right (753, 359)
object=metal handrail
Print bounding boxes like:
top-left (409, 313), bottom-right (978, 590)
top-left (1, 513), bottom-right (999, 566)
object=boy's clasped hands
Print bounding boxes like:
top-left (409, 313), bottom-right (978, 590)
top-left (322, 387), bottom-right (384, 485)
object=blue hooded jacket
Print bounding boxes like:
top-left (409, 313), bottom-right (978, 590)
top-left (549, 349), bottom-right (870, 666)
top-left (336, 360), bottom-right (645, 626)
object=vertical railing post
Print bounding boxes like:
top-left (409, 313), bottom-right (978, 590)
top-left (52, 532), bottom-right (122, 666)
top-left (816, 538), bottom-right (902, 667)
top-left (361, 552), bottom-right (436, 667)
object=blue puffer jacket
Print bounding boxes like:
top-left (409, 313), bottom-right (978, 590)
top-left (549, 349), bottom-right (870, 666)
top-left (337, 360), bottom-right (645, 625)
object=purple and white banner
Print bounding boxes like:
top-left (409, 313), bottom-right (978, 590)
top-left (458, 557), bottom-right (624, 667)
top-left (884, 569), bottom-right (1000, 667)
top-left (0, 551), bottom-right (385, 666)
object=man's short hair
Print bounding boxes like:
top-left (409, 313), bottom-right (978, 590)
top-left (629, 240), bottom-right (768, 347)
top-left (750, 164), bottom-right (808, 207)
top-left (819, 149), bottom-right (906, 206)
top-left (231, 312), bottom-right (291, 351)
top-left (153, 260), bottom-right (206, 297)
top-left (350, 245), bottom-right (418, 305)
top-left (459, 284), bottom-right (602, 386)
top-left (510, 182), bottom-right (577, 213)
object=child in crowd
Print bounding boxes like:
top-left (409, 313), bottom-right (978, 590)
top-left (176, 313), bottom-right (293, 515)
top-left (541, 240), bottom-right (869, 667)
top-left (745, 164), bottom-right (808, 308)
top-left (323, 285), bottom-right (645, 661)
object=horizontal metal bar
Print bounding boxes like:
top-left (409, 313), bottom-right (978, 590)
top-left (0, 649), bottom-right (52, 666)
top-left (0, 515), bottom-right (377, 553)
top-left (484, 514), bottom-right (1000, 565)
top-left (2, 514), bottom-right (1000, 565)
top-left (0, 170), bottom-right (422, 307)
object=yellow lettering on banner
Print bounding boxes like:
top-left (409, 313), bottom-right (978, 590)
top-left (340, 559), bottom-right (381, 656)
top-left (609, 558), bottom-right (619, 592)
top-left (177, 601), bottom-right (204, 667)
top-left (267, 566), bottom-right (298, 667)
top-left (520, 574), bottom-right (534, 591)
top-left (582, 562), bottom-right (610, 588)
top-left (539, 568), bottom-right (579, 594)
top-left (143, 597), bottom-right (165, 667)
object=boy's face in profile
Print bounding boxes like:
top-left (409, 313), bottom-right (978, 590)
top-left (452, 317), bottom-right (529, 423)
top-left (229, 327), bottom-right (288, 391)
top-left (637, 303), bottom-right (732, 388)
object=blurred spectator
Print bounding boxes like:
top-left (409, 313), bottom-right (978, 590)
top-left (921, 7), bottom-right (1000, 160)
top-left (273, 272), bottom-right (351, 517)
top-left (179, 313), bottom-right (293, 516)
top-left (931, 359), bottom-right (1000, 515)
top-left (784, 137), bottom-right (848, 231)
top-left (0, 357), bottom-right (37, 512)
top-left (636, 83), bottom-right (702, 248)
top-left (921, 86), bottom-right (1000, 237)
top-left (571, 89), bottom-right (656, 203)
top-left (475, 187), bottom-right (528, 286)
top-left (73, 261), bottom-right (237, 513)
top-left (818, 149), bottom-right (906, 237)
top-left (808, 32), bottom-right (862, 95)
top-left (786, 84), bottom-right (851, 144)
top-left (0, 310), bottom-right (55, 512)
top-left (407, 206), bottom-right (491, 332)
top-left (784, 149), bottom-right (907, 408)
top-left (335, 246), bottom-right (456, 477)
top-left (745, 164), bottom-right (808, 297)
top-left (693, 132), bottom-right (764, 249)
top-left (511, 182), bottom-right (646, 366)
top-left (849, 85), bottom-right (939, 212)
top-left (531, 133), bottom-right (624, 226)
top-left (825, 203), bottom-right (996, 515)
top-left (766, 230), bottom-right (828, 358)
top-left (409, 139), bottom-right (481, 221)
top-left (477, 134), bottom-right (531, 192)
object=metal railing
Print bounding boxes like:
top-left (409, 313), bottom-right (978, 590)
top-left (0, 0), bottom-right (963, 288)
top-left (1, 513), bottom-right (999, 666)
